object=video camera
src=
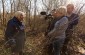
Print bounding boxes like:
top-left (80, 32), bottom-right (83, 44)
top-left (40, 11), bottom-right (53, 20)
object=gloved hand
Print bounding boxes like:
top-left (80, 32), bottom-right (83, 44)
top-left (19, 25), bottom-right (25, 30)
top-left (8, 39), bottom-right (16, 47)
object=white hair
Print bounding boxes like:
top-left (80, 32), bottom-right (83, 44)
top-left (14, 11), bottom-right (26, 18)
top-left (56, 6), bottom-right (67, 16)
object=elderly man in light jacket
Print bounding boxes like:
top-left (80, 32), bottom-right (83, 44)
top-left (47, 7), bottom-right (68, 55)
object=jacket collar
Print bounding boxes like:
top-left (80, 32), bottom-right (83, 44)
top-left (13, 16), bottom-right (22, 25)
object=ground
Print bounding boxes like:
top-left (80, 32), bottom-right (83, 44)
top-left (0, 15), bottom-right (85, 55)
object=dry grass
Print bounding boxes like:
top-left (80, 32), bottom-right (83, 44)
top-left (0, 15), bottom-right (85, 55)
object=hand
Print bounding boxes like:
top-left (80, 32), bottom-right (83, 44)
top-left (8, 39), bottom-right (16, 47)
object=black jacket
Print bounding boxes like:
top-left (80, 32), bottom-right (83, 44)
top-left (67, 13), bottom-right (79, 29)
top-left (5, 16), bottom-right (25, 40)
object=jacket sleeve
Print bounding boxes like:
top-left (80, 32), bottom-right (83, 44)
top-left (69, 14), bottom-right (79, 29)
top-left (47, 21), bottom-right (60, 37)
top-left (48, 17), bottom-right (68, 37)
top-left (5, 21), bottom-right (15, 40)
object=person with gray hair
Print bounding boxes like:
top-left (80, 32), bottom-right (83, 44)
top-left (46, 7), bottom-right (68, 55)
top-left (5, 11), bottom-right (26, 55)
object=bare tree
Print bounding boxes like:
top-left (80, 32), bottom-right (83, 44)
top-left (2, 0), bottom-right (5, 26)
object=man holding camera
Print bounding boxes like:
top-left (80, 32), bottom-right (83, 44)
top-left (44, 7), bottom-right (68, 55)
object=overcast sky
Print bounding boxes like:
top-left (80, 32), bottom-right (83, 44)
top-left (0, 0), bottom-right (85, 14)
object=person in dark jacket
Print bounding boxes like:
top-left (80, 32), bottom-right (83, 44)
top-left (62, 4), bottom-right (79, 55)
top-left (5, 11), bottom-right (25, 55)
top-left (66, 4), bottom-right (79, 32)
